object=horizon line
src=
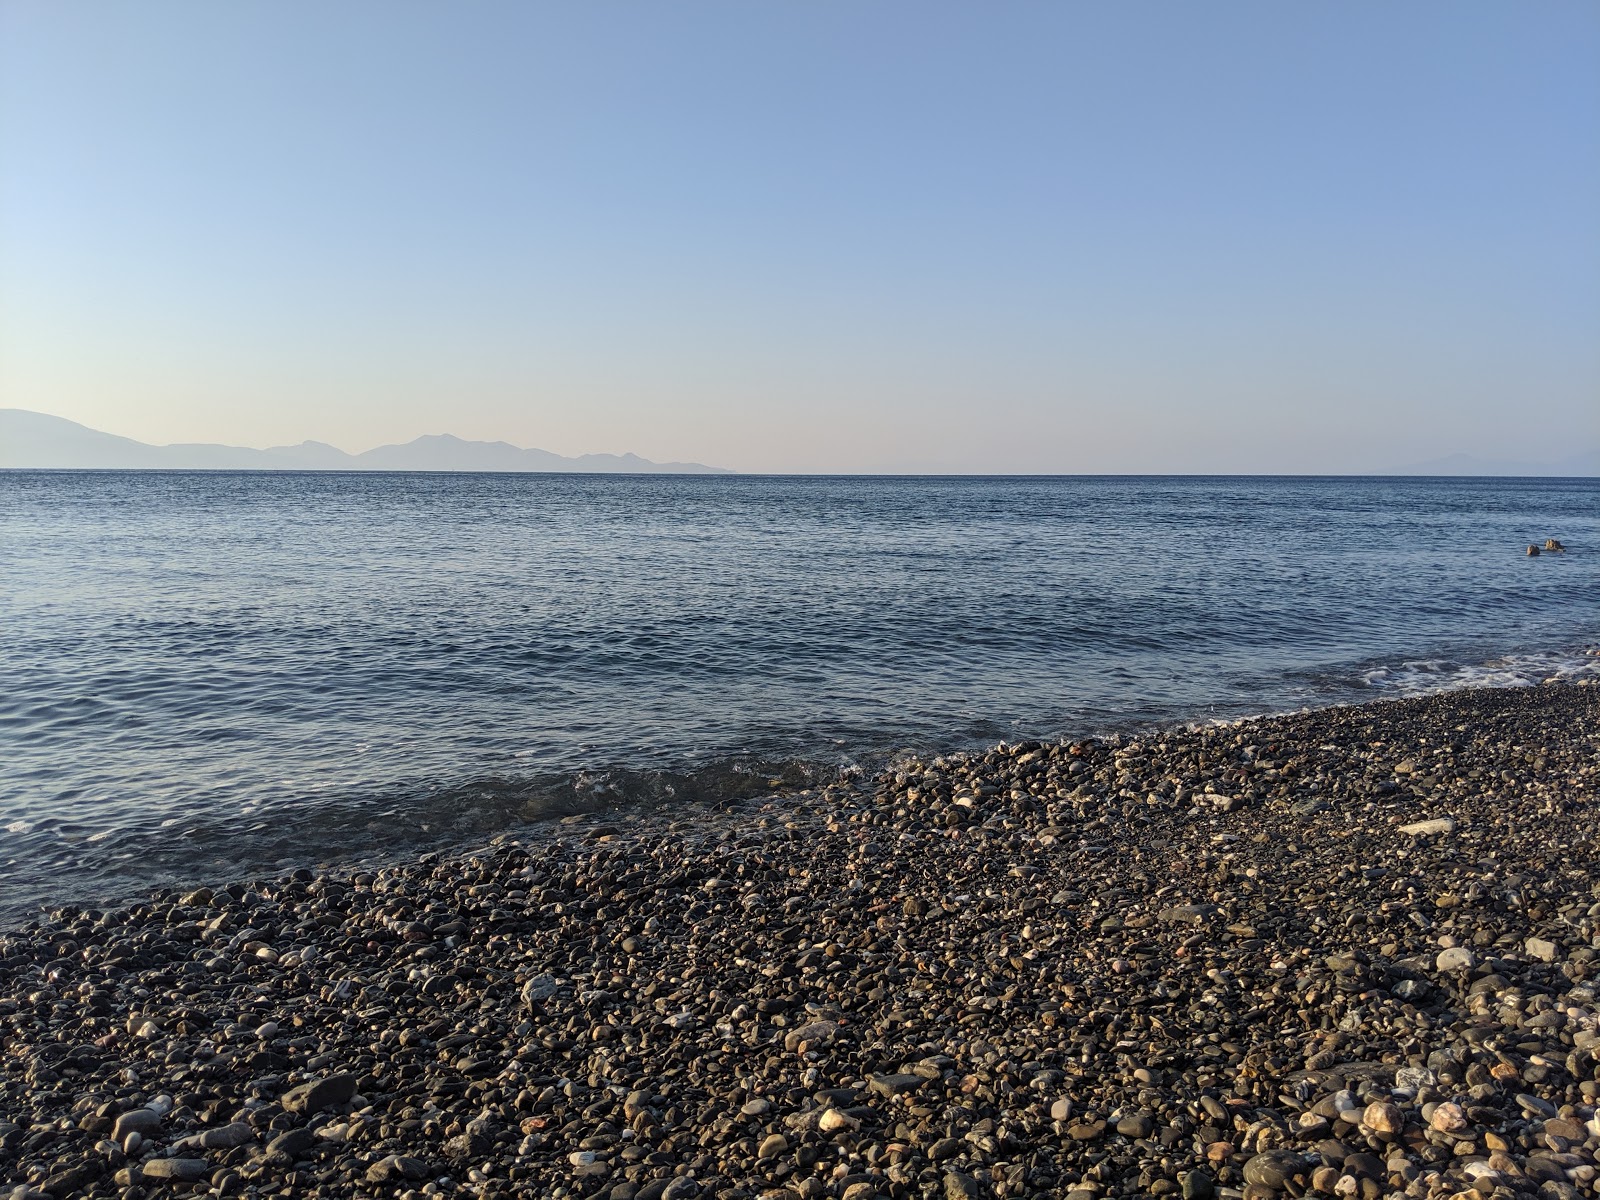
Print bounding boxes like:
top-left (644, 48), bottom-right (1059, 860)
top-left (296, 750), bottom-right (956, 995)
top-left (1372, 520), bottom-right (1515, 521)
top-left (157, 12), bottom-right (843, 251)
top-left (4, 467), bottom-right (1597, 481)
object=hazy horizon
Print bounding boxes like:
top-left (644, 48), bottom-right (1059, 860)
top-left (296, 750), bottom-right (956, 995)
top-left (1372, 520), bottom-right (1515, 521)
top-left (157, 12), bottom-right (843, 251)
top-left (3, 3), bottom-right (1597, 473)
top-left (5, 406), bottom-right (1600, 477)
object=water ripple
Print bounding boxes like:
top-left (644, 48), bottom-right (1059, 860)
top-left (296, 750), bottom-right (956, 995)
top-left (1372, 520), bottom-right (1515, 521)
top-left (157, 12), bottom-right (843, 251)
top-left (1, 472), bottom-right (1596, 920)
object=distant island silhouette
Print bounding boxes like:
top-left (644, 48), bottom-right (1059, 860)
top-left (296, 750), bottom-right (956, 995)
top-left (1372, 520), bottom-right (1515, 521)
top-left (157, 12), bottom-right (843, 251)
top-left (3, 408), bottom-right (1596, 476)
top-left (0, 409), bottom-right (733, 474)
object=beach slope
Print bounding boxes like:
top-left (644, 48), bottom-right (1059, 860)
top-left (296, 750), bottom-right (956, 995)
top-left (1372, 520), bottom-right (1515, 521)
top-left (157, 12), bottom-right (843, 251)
top-left (2, 685), bottom-right (1597, 1200)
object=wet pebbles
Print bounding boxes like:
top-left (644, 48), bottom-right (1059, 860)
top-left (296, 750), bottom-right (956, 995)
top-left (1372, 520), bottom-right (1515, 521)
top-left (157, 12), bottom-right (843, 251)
top-left (3, 684), bottom-right (1598, 1200)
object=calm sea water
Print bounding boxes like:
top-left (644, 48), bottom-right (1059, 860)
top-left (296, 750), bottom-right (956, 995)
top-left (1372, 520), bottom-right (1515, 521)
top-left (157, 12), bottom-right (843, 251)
top-left (2, 472), bottom-right (1596, 920)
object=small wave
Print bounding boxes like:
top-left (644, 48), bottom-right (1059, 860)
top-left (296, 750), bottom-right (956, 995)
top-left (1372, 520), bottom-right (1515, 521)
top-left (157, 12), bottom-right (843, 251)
top-left (5, 472), bottom-right (1597, 924)
top-left (1361, 646), bottom-right (1600, 697)
top-left (0, 751), bottom-right (858, 922)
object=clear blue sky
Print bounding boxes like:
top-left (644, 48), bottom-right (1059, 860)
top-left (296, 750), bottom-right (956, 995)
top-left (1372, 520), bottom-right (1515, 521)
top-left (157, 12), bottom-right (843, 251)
top-left (2, 2), bottom-right (1596, 472)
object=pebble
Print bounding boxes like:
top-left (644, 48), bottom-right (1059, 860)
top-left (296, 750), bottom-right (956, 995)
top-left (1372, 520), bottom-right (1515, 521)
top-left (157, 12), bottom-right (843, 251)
top-left (1526, 935), bottom-right (1560, 962)
top-left (816, 1106), bottom-right (857, 1134)
top-left (1159, 903), bottom-right (1219, 926)
top-left (0, 684), bottom-right (1596, 1200)
top-left (366, 1154), bottom-right (428, 1183)
top-left (1360, 1100), bottom-right (1403, 1135)
top-left (1430, 1102), bottom-right (1469, 1133)
top-left (1398, 816), bottom-right (1456, 836)
top-left (867, 1072), bottom-right (923, 1098)
top-left (188, 1120), bottom-right (255, 1150)
top-left (1436, 945), bottom-right (1477, 971)
top-left (1517, 1092), bottom-right (1558, 1118)
top-left (280, 1072), bottom-right (358, 1113)
top-left (1116, 1114), bottom-right (1154, 1138)
top-left (267, 1126), bottom-right (317, 1158)
top-left (1243, 1149), bottom-right (1307, 1188)
top-left (110, 1108), bottom-right (162, 1142)
top-left (140, 1157), bottom-right (209, 1181)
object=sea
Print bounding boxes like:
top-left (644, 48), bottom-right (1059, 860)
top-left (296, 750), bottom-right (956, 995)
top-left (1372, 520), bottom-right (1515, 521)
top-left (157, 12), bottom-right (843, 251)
top-left (2, 471), bottom-right (1596, 922)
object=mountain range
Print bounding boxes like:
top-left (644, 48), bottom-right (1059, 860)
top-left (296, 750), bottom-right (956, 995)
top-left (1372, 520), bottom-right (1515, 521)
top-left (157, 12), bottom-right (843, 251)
top-left (3, 408), bottom-right (1596, 476)
top-left (0, 409), bottom-right (731, 473)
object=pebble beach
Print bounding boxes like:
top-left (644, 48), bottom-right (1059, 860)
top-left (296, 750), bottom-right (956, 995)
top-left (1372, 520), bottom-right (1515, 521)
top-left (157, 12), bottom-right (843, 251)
top-left (3, 683), bottom-right (1599, 1200)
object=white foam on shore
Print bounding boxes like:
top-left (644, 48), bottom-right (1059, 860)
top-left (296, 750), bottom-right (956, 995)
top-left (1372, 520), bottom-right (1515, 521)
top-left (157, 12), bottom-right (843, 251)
top-left (1362, 646), bottom-right (1600, 696)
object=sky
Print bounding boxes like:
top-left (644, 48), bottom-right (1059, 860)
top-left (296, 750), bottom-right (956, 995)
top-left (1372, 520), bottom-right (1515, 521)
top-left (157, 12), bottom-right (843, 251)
top-left (2, 2), bottom-right (1597, 474)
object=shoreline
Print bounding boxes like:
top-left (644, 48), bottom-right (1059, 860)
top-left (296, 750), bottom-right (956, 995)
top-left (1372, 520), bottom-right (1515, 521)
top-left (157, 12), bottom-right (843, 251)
top-left (2, 684), bottom-right (1598, 1200)
top-left (6, 645), bottom-right (1598, 928)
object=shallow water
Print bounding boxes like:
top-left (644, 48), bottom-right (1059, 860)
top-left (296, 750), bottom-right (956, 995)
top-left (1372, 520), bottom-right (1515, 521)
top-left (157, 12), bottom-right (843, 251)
top-left (2, 472), bottom-right (1596, 919)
